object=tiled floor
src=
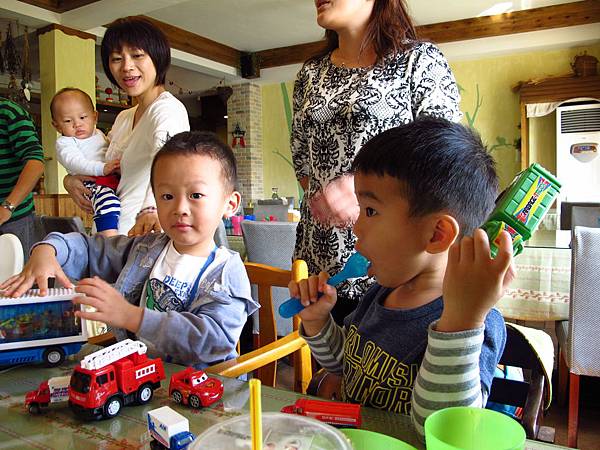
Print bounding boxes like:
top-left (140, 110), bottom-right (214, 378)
top-left (275, 361), bottom-right (600, 449)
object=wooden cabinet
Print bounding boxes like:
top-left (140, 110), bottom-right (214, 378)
top-left (513, 75), bottom-right (600, 169)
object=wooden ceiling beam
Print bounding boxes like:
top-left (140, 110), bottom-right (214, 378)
top-left (417, 0), bottom-right (600, 44)
top-left (139, 16), bottom-right (241, 69)
top-left (18, 0), bottom-right (101, 13)
top-left (256, 0), bottom-right (600, 69)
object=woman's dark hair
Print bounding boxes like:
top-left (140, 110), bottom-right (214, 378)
top-left (101, 17), bottom-right (170, 87)
top-left (352, 117), bottom-right (498, 236)
top-left (314, 0), bottom-right (417, 64)
top-left (151, 131), bottom-right (238, 192)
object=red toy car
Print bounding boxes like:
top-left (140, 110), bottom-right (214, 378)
top-left (281, 398), bottom-right (362, 428)
top-left (168, 367), bottom-right (223, 408)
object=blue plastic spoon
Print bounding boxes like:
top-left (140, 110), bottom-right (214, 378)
top-left (278, 252), bottom-right (370, 318)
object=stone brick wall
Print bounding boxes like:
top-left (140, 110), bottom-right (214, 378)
top-left (227, 83), bottom-right (263, 207)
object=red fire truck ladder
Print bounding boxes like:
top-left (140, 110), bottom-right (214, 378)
top-left (81, 339), bottom-right (147, 371)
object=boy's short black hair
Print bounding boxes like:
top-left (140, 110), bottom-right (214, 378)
top-left (151, 131), bottom-right (238, 192)
top-left (101, 17), bottom-right (170, 87)
top-left (50, 88), bottom-right (95, 120)
top-left (352, 117), bottom-right (498, 235)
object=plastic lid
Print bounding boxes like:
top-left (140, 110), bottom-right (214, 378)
top-left (189, 412), bottom-right (352, 450)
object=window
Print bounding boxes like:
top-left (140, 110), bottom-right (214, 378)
top-left (96, 374), bottom-right (108, 386)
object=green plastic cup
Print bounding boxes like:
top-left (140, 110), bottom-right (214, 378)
top-left (424, 407), bottom-right (526, 450)
top-left (341, 429), bottom-right (417, 450)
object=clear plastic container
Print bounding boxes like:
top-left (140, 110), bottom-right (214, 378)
top-left (189, 412), bottom-right (352, 450)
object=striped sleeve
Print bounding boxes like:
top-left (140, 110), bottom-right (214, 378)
top-left (299, 315), bottom-right (346, 375)
top-left (411, 321), bottom-right (485, 440)
top-left (3, 102), bottom-right (43, 163)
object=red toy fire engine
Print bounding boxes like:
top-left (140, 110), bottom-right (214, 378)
top-left (281, 398), bottom-right (362, 428)
top-left (25, 375), bottom-right (71, 414)
top-left (68, 339), bottom-right (165, 419)
top-left (169, 367), bottom-right (223, 409)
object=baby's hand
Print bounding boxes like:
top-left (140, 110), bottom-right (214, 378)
top-left (0, 244), bottom-right (73, 297)
top-left (103, 159), bottom-right (120, 175)
top-left (289, 272), bottom-right (337, 336)
top-left (438, 229), bottom-right (513, 332)
top-left (73, 276), bottom-right (143, 332)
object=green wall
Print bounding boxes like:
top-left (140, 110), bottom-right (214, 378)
top-left (451, 43), bottom-right (600, 188)
top-left (261, 42), bottom-right (600, 196)
top-left (261, 81), bottom-right (298, 201)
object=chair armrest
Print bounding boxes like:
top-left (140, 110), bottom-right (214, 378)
top-left (206, 331), bottom-right (307, 379)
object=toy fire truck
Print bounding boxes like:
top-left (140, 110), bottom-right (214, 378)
top-left (25, 375), bottom-right (71, 414)
top-left (482, 163), bottom-right (561, 257)
top-left (68, 339), bottom-right (165, 419)
top-left (169, 367), bottom-right (223, 408)
top-left (281, 398), bottom-right (362, 428)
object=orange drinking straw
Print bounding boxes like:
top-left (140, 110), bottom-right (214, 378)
top-left (249, 378), bottom-right (262, 450)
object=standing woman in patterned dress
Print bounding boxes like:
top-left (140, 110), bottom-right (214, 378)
top-left (292, 0), bottom-right (462, 324)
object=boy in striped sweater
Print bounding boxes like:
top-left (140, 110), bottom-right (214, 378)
top-left (291, 117), bottom-right (513, 439)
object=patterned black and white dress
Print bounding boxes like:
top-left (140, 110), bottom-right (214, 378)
top-left (291, 41), bottom-right (461, 304)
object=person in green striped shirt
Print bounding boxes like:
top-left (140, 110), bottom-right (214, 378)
top-left (0, 97), bottom-right (44, 260)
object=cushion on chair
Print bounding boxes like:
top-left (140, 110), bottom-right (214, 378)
top-left (242, 221), bottom-right (298, 336)
top-left (564, 226), bottom-right (600, 376)
top-left (40, 215), bottom-right (87, 235)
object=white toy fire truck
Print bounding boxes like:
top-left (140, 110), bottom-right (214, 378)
top-left (68, 339), bottom-right (165, 419)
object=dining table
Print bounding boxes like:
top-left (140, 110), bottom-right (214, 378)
top-left (496, 230), bottom-right (571, 322)
top-left (0, 354), bottom-right (576, 449)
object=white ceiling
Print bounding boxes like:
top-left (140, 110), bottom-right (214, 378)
top-left (0, 0), bottom-right (598, 91)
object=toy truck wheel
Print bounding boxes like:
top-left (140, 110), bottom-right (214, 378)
top-left (137, 383), bottom-right (153, 404)
top-left (189, 395), bottom-right (202, 409)
top-left (104, 396), bottom-right (123, 418)
top-left (28, 403), bottom-right (41, 414)
top-left (172, 390), bottom-right (183, 404)
top-left (43, 347), bottom-right (65, 367)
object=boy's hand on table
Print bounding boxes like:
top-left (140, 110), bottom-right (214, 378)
top-left (0, 244), bottom-right (73, 297)
top-left (73, 276), bottom-right (143, 333)
top-left (290, 271), bottom-right (337, 336)
top-left (438, 229), bottom-right (513, 332)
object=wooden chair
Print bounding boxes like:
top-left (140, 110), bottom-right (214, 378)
top-left (207, 260), bottom-right (313, 393)
top-left (487, 324), bottom-right (553, 441)
top-left (88, 259), bottom-right (313, 393)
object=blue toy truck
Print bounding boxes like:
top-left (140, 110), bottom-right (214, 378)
top-left (0, 289), bottom-right (87, 366)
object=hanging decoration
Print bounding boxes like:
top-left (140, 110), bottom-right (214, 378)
top-left (231, 122), bottom-right (246, 148)
top-left (3, 22), bottom-right (20, 75)
top-left (21, 26), bottom-right (31, 101)
top-left (2, 21), bottom-right (28, 107)
top-left (168, 79), bottom-right (192, 96)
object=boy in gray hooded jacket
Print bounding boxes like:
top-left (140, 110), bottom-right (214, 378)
top-left (1, 131), bottom-right (257, 368)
